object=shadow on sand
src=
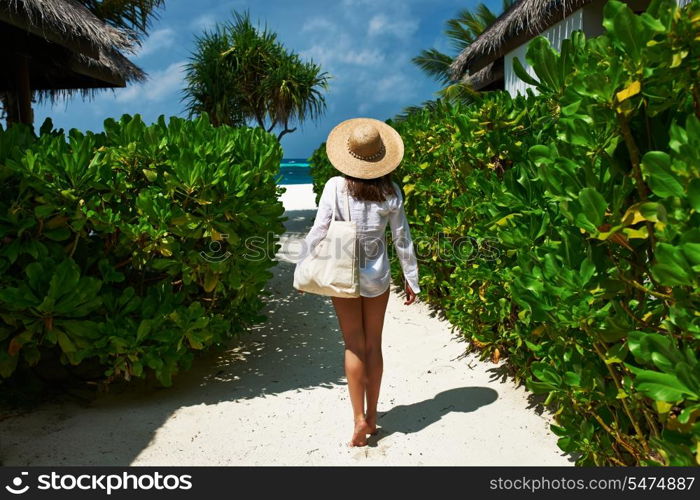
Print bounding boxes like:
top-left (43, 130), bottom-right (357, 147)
top-left (369, 387), bottom-right (499, 445)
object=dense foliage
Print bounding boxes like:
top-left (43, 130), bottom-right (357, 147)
top-left (309, 0), bottom-right (700, 465)
top-left (183, 11), bottom-right (329, 140)
top-left (0, 115), bottom-right (285, 387)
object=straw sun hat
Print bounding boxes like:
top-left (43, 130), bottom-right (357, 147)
top-left (326, 118), bottom-right (404, 179)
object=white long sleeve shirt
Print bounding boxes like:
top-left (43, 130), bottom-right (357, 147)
top-left (300, 175), bottom-right (421, 298)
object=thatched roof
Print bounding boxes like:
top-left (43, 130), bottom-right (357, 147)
top-left (0, 0), bottom-right (146, 93)
top-left (450, 0), bottom-right (590, 80)
top-left (5, 0), bottom-right (136, 51)
top-left (460, 61), bottom-right (504, 90)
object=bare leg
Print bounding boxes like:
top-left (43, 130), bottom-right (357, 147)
top-left (331, 295), bottom-right (371, 446)
top-left (362, 287), bottom-right (390, 435)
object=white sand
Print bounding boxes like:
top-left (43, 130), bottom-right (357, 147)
top-left (0, 184), bottom-right (571, 466)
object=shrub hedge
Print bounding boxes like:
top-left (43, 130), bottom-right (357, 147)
top-left (309, 0), bottom-right (700, 465)
top-left (0, 115), bottom-right (285, 387)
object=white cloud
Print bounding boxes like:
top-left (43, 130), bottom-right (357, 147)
top-left (375, 73), bottom-right (415, 101)
top-left (356, 72), bottom-right (416, 109)
top-left (190, 13), bottom-right (217, 32)
top-left (135, 28), bottom-right (176, 58)
top-left (368, 14), bottom-right (419, 39)
top-left (300, 44), bottom-right (334, 69)
top-left (297, 1), bottom-right (422, 121)
top-left (301, 38), bottom-right (385, 69)
top-left (339, 49), bottom-right (385, 66)
top-left (341, 0), bottom-right (381, 6)
top-left (115, 61), bottom-right (187, 104)
top-left (301, 17), bottom-right (337, 33)
top-left (368, 15), bottom-right (388, 36)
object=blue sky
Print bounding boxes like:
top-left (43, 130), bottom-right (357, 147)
top-left (35, 0), bottom-right (500, 158)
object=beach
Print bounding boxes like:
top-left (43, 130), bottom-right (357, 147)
top-left (0, 183), bottom-right (571, 466)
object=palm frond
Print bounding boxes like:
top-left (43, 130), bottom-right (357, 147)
top-left (437, 82), bottom-right (480, 104)
top-left (78, 0), bottom-right (165, 41)
top-left (411, 49), bottom-right (454, 86)
top-left (393, 99), bottom-right (442, 123)
top-left (415, 1), bottom-right (511, 84)
top-left (444, 9), bottom-right (482, 52)
top-left (475, 4), bottom-right (499, 27)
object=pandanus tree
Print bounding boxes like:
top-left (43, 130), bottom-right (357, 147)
top-left (183, 11), bottom-right (329, 141)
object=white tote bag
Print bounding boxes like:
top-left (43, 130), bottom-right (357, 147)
top-left (293, 181), bottom-right (360, 298)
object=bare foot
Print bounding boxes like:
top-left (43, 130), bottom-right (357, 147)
top-left (349, 418), bottom-right (371, 447)
top-left (365, 413), bottom-right (379, 435)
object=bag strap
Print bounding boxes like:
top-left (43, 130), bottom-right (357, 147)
top-left (344, 182), bottom-right (351, 222)
top-left (331, 182), bottom-right (337, 222)
top-left (332, 178), bottom-right (351, 222)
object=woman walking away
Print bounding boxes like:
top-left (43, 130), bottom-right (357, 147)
top-left (299, 118), bottom-right (421, 447)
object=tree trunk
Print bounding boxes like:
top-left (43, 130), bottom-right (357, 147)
top-left (5, 55), bottom-right (33, 127)
top-left (277, 126), bottom-right (296, 142)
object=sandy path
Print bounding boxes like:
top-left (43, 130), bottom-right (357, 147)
top-left (0, 184), bottom-right (571, 466)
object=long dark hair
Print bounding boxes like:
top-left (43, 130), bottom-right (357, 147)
top-left (343, 173), bottom-right (396, 202)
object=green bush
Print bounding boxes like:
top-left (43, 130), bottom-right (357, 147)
top-left (309, 0), bottom-right (699, 465)
top-left (0, 114), bottom-right (285, 387)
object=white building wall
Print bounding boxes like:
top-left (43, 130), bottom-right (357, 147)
top-left (503, 10), bottom-right (583, 96)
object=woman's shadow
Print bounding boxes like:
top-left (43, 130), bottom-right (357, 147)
top-left (371, 387), bottom-right (498, 444)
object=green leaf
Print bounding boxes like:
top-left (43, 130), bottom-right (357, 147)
top-left (639, 12), bottom-right (666, 33)
top-left (34, 205), bottom-right (56, 218)
top-left (55, 329), bottom-right (77, 353)
top-left (528, 144), bottom-right (553, 166)
top-left (675, 362), bottom-right (700, 398)
top-left (512, 56), bottom-right (540, 87)
top-left (531, 361), bottom-right (562, 387)
top-left (560, 116), bottom-right (595, 147)
top-left (60, 320), bottom-right (100, 339)
top-left (630, 368), bottom-right (693, 402)
top-left (526, 37), bottom-right (561, 92)
top-left (43, 227), bottom-right (72, 242)
top-left (642, 151), bottom-right (683, 198)
top-left (651, 243), bottom-right (693, 286)
top-left (688, 179), bottom-right (700, 211)
top-left (637, 202), bottom-right (666, 222)
top-left (603, 0), bottom-right (646, 60)
top-left (564, 371), bottom-right (582, 387)
top-left (527, 379), bottom-right (557, 394)
top-left (0, 349), bottom-right (19, 378)
top-left (678, 404), bottom-right (700, 425)
top-left (561, 100), bottom-right (582, 116)
top-left (556, 436), bottom-right (576, 452)
top-left (579, 257), bottom-right (596, 285)
top-left (137, 320), bottom-right (152, 342)
top-left (681, 242), bottom-right (700, 267)
top-left (579, 187), bottom-right (607, 227)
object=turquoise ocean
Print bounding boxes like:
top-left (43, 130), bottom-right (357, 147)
top-left (277, 158), bottom-right (312, 185)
